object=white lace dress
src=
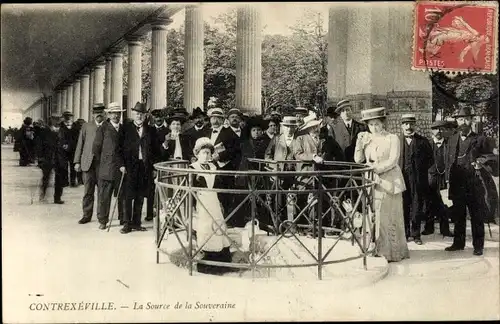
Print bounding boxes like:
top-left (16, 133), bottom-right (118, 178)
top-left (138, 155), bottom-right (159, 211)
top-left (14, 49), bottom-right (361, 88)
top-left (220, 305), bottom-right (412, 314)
top-left (355, 131), bottom-right (410, 262)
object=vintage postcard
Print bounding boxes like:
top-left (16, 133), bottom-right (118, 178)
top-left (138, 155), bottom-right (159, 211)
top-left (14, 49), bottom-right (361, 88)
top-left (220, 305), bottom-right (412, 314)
top-left (1, 2), bottom-right (499, 323)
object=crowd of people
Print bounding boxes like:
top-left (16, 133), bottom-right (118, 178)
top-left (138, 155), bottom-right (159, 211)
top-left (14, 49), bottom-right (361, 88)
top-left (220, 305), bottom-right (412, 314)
top-left (15, 98), bottom-right (499, 274)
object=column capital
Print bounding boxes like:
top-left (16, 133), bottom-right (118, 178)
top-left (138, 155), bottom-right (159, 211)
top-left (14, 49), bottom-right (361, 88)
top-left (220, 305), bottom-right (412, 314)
top-left (150, 17), bottom-right (173, 30)
top-left (73, 77), bottom-right (82, 83)
top-left (125, 34), bottom-right (143, 45)
top-left (78, 70), bottom-right (90, 78)
top-left (93, 58), bottom-right (107, 69)
top-left (186, 3), bottom-right (202, 9)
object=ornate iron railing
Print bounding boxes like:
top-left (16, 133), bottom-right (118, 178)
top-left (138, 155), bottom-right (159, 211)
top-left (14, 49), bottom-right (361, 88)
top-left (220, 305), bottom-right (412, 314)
top-left (154, 159), bottom-right (376, 280)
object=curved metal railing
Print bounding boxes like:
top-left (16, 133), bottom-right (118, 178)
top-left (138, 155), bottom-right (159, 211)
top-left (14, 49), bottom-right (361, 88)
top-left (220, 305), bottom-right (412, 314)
top-left (153, 158), bottom-right (376, 280)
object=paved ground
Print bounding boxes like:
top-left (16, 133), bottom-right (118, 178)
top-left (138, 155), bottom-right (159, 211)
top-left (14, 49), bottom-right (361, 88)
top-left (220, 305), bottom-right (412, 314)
top-left (2, 144), bottom-right (499, 322)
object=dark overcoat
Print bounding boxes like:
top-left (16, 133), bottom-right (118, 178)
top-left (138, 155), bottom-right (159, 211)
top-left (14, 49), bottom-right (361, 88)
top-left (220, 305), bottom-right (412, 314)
top-left (92, 120), bottom-right (124, 182)
top-left (118, 120), bottom-right (159, 199)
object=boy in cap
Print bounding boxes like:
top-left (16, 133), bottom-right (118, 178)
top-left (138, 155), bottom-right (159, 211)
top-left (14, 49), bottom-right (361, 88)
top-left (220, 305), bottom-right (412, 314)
top-left (74, 103), bottom-right (106, 224)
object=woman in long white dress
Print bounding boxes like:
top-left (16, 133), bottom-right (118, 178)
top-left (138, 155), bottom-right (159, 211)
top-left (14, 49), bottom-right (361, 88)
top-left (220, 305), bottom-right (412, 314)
top-left (189, 137), bottom-right (232, 274)
top-left (354, 107), bottom-right (409, 262)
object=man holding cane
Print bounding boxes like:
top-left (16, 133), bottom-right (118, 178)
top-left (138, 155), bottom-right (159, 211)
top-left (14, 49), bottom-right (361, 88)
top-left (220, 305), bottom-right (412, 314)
top-left (92, 102), bottom-right (126, 230)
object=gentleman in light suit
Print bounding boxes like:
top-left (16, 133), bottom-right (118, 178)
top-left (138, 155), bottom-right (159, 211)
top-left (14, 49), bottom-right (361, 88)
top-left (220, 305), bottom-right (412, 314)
top-left (293, 114), bottom-right (345, 230)
top-left (92, 102), bottom-right (126, 230)
top-left (74, 103), bottom-right (106, 224)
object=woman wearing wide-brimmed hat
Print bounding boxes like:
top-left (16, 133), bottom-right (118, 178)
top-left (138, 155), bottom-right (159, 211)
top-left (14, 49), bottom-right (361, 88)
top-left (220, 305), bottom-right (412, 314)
top-left (293, 112), bottom-right (345, 230)
top-left (354, 107), bottom-right (409, 262)
top-left (161, 108), bottom-right (191, 161)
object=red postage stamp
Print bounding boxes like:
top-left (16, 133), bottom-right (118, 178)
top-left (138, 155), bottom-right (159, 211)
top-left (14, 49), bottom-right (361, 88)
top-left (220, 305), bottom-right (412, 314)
top-left (412, 1), bottom-right (498, 74)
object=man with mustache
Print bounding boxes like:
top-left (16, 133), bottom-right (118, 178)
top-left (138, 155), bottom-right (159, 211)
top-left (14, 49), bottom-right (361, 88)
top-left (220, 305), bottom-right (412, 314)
top-left (422, 120), bottom-right (454, 237)
top-left (74, 103), bottom-right (106, 224)
top-left (184, 107), bottom-right (208, 162)
top-left (205, 107), bottom-right (242, 227)
top-left (92, 102), bottom-right (126, 230)
top-left (444, 107), bottom-right (496, 256)
top-left (399, 114), bottom-right (434, 245)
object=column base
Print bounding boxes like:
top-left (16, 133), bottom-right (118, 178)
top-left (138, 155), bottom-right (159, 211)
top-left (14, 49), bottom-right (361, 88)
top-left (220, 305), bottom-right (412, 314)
top-left (346, 91), bottom-right (432, 138)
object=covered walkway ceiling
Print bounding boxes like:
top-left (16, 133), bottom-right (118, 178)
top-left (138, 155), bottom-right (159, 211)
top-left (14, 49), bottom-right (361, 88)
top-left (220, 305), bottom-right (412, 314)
top-left (1, 3), bottom-right (185, 112)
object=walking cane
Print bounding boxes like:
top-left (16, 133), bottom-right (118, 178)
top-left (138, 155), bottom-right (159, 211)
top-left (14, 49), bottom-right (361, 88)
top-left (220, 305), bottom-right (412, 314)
top-left (107, 171), bottom-right (126, 232)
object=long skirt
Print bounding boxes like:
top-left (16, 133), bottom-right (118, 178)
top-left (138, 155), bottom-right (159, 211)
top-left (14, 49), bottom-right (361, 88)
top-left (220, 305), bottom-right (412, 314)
top-left (373, 189), bottom-right (410, 262)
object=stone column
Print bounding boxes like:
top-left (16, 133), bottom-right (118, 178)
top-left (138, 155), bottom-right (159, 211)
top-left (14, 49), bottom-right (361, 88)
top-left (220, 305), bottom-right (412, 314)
top-left (126, 36), bottom-right (143, 116)
top-left (111, 51), bottom-right (124, 117)
top-left (150, 18), bottom-right (171, 110)
top-left (93, 59), bottom-right (106, 105)
top-left (235, 5), bottom-right (262, 115)
top-left (72, 78), bottom-right (81, 119)
top-left (56, 90), bottom-right (62, 115)
top-left (61, 87), bottom-right (67, 112)
top-left (66, 83), bottom-right (73, 114)
top-left (327, 4), bottom-right (349, 104)
top-left (341, 3), bottom-right (432, 135)
top-left (105, 55), bottom-right (112, 107)
top-left (184, 5), bottom-right (204, 112)
top-left (89, 68), bottom-right (95, 111)
top-left (80, 72), bottom-right (90, 121)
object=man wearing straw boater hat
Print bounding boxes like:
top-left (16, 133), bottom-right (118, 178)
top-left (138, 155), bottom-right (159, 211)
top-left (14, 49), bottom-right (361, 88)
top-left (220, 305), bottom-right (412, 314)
top-left (422, 120), bottom-right (454, 237)
top-left (293, 112), bottom-right (345, 231)
top-left (399, 113), bottom-right (434, 245)
top-left (264, 115), bottom-right (301, 224)
top-left (92, 102), bottom-right (126, 230)
top-left (206, 106), bottom-right (242, 227)
top-left (332, 99), bottom-right (367, 162)
top-left (444, 106), bottom-right (496, 256)
top-left (118, 102), bottom-right (159, 234)
top-left (74, 103), bottom-right (106, 224)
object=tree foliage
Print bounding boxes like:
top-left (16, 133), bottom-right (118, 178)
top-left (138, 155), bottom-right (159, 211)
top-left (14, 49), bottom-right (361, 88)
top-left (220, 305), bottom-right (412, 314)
top-left (120, 7), bottom-right (329, 115)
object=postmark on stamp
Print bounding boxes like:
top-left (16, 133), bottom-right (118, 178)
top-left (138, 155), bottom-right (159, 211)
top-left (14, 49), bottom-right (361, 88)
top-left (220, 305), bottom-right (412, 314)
top-left (412, 1), bottom-right (499, 74)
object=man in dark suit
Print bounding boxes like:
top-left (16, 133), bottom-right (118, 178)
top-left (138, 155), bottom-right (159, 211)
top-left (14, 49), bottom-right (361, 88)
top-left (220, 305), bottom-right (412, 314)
top-left (146, 108), bottom-right (168, 222)
top-left (92, 102), bottom-right (126, 230)
top-left (444, 107), bottom-right (496, 256)
top-left (59, 111), bottom-right (79, 187)
top-left (183, 107), bottom-right (209, 159)
top-left (35, 115), bottom-right (67, 204)
top-left (422, 120), bottom-right (454, 237)
top-left (399, 114), bottom-right (434, 245)
top-left (206, 107), bottom-right (242, 227)
top-left (118, 102), bottom-right (159, 234)
top-left (74, 103), bottom-right (106, 224)
top-left (331, 99), bottom-right (367, 162)
top-left (16, 117), bottom-right (35, 166)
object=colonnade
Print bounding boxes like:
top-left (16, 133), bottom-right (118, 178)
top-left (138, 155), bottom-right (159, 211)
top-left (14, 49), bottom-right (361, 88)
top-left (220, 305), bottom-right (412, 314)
top-left (24, 3), bottom-right (430, 132)
top-left (26, 4), bottom-right (262, 121)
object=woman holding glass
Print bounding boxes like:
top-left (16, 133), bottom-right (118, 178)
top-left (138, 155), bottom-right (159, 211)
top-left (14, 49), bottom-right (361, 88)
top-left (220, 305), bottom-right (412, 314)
top-left (354, 107), bottom-right (409, 262)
